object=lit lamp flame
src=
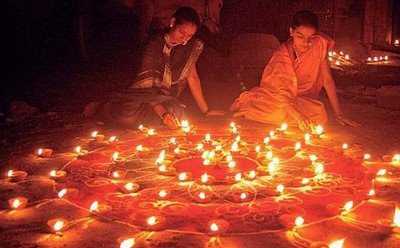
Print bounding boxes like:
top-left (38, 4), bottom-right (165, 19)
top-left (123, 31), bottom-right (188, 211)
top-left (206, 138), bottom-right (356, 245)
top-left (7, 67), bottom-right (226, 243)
top-left (89, 201), bottom-right (99, 212)
top-left (124, 182), bottom-right (134, 191)
top-left (138, 125), bottom-right (144, 131)
top-left (335, 61), bottom-right (340, 66)
top-left (196, 144), bottom-right (204, 151)
top-left (53, 220), bottom-right (65, 232)
top-left (75, 146), bottom-right (81, 154)
top-left (210, 223), bottom-right (219, 232)
top-left (295, 142), bottom-right (301, 151)
top-left (343, 201), bottom-right (353, 212)
top-left (304, 133), bottom-right (311, 142)
top-left (201, 173), bottom-right (208, 183)
top-left (272, 157), bottom-right (280, 164)
top-left (37, 148), bottom-right (43, 156)
top-left (235, 173), bottom-right (242, 181)
top-left (249, 170), bottom-right (256, 179)
top-left (393, 154), bottom-right (400, 164)
top-left (201, 151), bottom-right (209, 159)
top-left (277, 184), bottom-right (284, 194)
top-left (376, 169), bottom-right (387, 176)
top-left (295, 216), bottom-right (304, 227)
top-left (169, 137), bottom-right (176, 144)
top-left (203, 159), bottom-right (211, 166)
top-left (147, 216), bottom-right (157, 226)
top-left (280, 123), bottom-right (288, 131)
top-left (342, 143), bottom-right (348, 149)
top-left (58, 189), bottom-right (67, 198)
top-left (136, 145), bottom-right (143, 151)
top-left (235, 135), bottom-right (241, 142)
top-left (50, 170), bottom-right (57, 177)
top-left (7, 170), bottom-right (13, 177)
top-left (91, 131), bottom-right (98, 138)
top-left (174, 147), bottom-right (180, 155)
top-left (394, 206), bottom-right (400, 227)
top-left (315, 125), bottom-right (324, 135)
top-left (240, 192), bottom-right (247, 199)
top-left (314, 163), bottom-right (324, 175)
top-left (158, 165), bottom-right (166, 172)
top-left (158, 190), bottom-right (167, 198)
top-left (215, 145), bottom-right (222, 151)
top-left (263, 137), bottom-right (270, 144)
top-left (181, 120), bottom-right (189, 128)
top-left (120, 238), bottom-right (135, 248)
top-left (345, 54), bottom-right (350, 60)
top-left (226, 154), bottom-right (233, 162)
top-left (329, 238), bottom-right (345, 248)
top-left (395, 39), bottom-right (400, 45)
top-left (12, 199), bottom-right (21, 209)
top-left (231, 142), bottom-right (239, 152)
top-left (230, 122), bottom-right (235, 128)
top-left (255, 145), bottom-right (261, 153)
top-left (178, 173), bottom-right (187, 181)
top-left (199, 192), bottom-right (206, 199)
top-left (266, 151), bottom-right (273, 160)
top-left (109, 136), bottom-right (117, 142)
top-left (301, 178), bottom-right (310, 185)
top-left (205, 133), bottom-right (211, 142)
top-left (228, 161), bottom-right (236, 168)
top-left (268, 162), bottom-right (276, 174)
top-left (147, 129), bottom-right (155, 136)
top-left (364, 153), bottom-right (371, 160)
top-left (310, 154), bottom-right (318, 162)
top-left (269, 131), bottom-right (276, 137)
top-left (113, 152), bottom-right (119, 161)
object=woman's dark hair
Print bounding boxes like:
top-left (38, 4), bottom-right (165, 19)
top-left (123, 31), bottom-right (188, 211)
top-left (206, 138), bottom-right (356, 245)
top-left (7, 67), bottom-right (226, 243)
top-left (291, 10), bottom-right (319, 30)
top-left (172, 6), bottom-right (201, 28)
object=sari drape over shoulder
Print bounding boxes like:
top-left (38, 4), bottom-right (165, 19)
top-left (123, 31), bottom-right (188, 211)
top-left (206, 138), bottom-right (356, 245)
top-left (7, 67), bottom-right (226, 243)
top-left (232, 34), bottom-right (334, 125)
top-left (100, 32), bottom-right (204, 126)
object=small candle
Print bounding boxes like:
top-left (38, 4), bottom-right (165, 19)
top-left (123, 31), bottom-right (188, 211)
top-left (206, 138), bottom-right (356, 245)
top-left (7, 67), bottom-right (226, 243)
top-left (309, 154), bottom-right (318, 162)
top-left (91, 131), bottom-right (105, 142)
top-left (342, 143), bottom-right (349, 150)
top-left (49, 170), bottom-right (67, 180)
top-left (363, 153), bottom-right (371, 160)
top-left (295, 216), bottom-right (304, 227)
top-left (395, 39), bottom-right (400, 46)
top-left (120, 182), bottom-right (140, 194)
top-left (304, 133), bottom-right (311, 143)
top-left (342, 200), bottom-right (354, 214)
top-left (345, 54), bottom-right (350, 60)
top-left (47, 218), bottom-right (69, 233)
top-left (147, 129), bottom-right (156, 136)
top-left (9, 197), bottom-right (28, 210)
top-left (314, 162), bottom-right (324, 175)
top-left (376, 169), bottom-right (387, 176)
top-left (301, 178), bottom-right (310, 185)
top-left (138, 125), bottom-right (144, 131)
top-left (178, 172), bottom-right (190, 181)
top-left (146, 215), bottom-right (166, 230)
top-left (135, 145), bottom-right (150, 157)
top-left (315, 125), bottom-right (324, 135)
top-left (392, 154), bottom-right (400, 164)
top-left (329, 238), bottom-right (345, 248)
top-left (228, 161), bottom-right (236, 168)
top-left (89, 200), bottom-right (111, 214)
top-left (207, 219), bottom-right (229, 235)
top-left (75, 146), bottom-right (88, 156)
top-left (277, 184), bottom-right (284, 194)
top-left (112, 152), bottom-right (126, 166)
top-left (57, 188), bottom-right (79, 200)
top-left (158, 189), bottom-right (170, 199)
top-left (268, 162), bottom-right (276, 175)
top-left (295, 142), bottom-right (302, 151)
top-left (335, 61), bottom-right (340, 66)
top-left (6, 170), bottom-right (28, 182)
top-left (234, 173), bottom-right (242, 181)
top-left (111, 170), bottom-right (127, 179)
top-left (118, 237), bottom-right (135, 248)
top-left (108, 136), bottom-right (117, 144)
top-left (37, 148), bottom-right (53, 158)
top-left (367, 57), bottom-right (372, 62)
top-left (263, 137), bottom-right (270, 144)
top-left (269, 130), bottom-right (276, 138)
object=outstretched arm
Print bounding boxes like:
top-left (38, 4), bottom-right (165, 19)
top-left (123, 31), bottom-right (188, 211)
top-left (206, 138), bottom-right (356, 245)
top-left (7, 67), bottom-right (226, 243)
top-left (321, 59), bottom-right (360, 126)
top-left (187, 66), bottom-right (225, 116)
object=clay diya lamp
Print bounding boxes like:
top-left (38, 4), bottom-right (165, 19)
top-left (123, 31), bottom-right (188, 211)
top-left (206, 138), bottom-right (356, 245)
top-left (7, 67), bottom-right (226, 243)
top-left (49, 170), bottom-right (67, 181)
top-left (9, 197), bottom-right (28, 210)
top-left (118, 182), bottom-right (140, 194)
top-left (207, 219), bottom-right (230, 236)
top-left (110, 170), bottom-right (127, 180)
top-left (57, 188), bottom-right (79, 200)
top-left (116, 237), bottom-right (136, 248)
top-left (193, 187), bottom-right (213, 203)
top-left (135, 145), bottom-right (150, 158)
top-left (37, 148), bottom-right (53, 158)
top-left (157, 189), bottom-right (171, 200)
top-left (89, 200), bottom-right (111, 214)
top-left (47, 218), bottom-right (69, 234)
top-left (6, 170), bottom-right (28, 182)
top-left (145, 215), bottom-right (166, 231)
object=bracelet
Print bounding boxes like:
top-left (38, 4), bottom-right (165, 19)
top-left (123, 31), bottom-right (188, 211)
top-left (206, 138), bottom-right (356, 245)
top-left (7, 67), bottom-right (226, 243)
top-left (161, 112), bottom-right (170, 120)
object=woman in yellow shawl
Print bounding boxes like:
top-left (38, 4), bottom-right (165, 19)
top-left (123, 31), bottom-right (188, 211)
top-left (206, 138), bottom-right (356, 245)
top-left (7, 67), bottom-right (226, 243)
top-left (230, 10), bottom-right (359, 132)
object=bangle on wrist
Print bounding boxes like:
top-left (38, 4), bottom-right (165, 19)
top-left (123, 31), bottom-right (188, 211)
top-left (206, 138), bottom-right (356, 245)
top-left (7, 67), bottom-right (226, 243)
top-left (161, 112), bottom-right (170, 120)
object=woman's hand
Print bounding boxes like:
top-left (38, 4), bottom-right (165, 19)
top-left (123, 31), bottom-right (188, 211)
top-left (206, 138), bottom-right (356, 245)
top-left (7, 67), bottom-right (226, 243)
top-left (336, 115), bottom-right (360, 127)
top-left (298, 117), bottom-right (316, 133)
top-left (205, 109), bottom-right (226, 116)
top-left (162, 113), bottom-right (181, 129)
